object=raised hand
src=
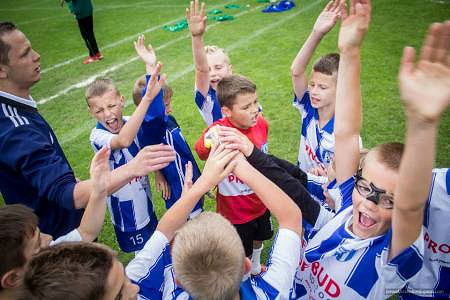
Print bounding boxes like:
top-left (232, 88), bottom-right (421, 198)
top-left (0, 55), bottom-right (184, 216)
top-left (181, 161), bottom-right (193, 197)
top-left (90, 146), bottom-right (111, 196)
top-left (338, 0), bottom-right (371, 51)
top-left (201, 144), bottom-right (238, 187)
top-left (134, 35), bottom-right (156, 67)
top-left (142, 62), bottom-right (166, 103)
top-left (155, 170), bottom-right (171, 200)
top-left (186, 0), bottom-right (207, 37)
top-left (313, 0), bottom-right (343, 36)
top-left (399, 21), bottom-right (450, 122)
top-left (130, 144), bottom-right (176, 176)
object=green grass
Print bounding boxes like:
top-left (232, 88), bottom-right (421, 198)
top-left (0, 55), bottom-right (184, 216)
top-left (0, 0), bottom-right (449, 267)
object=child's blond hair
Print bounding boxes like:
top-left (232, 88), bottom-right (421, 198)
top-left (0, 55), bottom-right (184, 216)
top-left (172, 211), bottom-right (245, 300)
top-left (204, 45), bottom-right (230, 64)
top-left (85, 78), bottom-right (119, 105)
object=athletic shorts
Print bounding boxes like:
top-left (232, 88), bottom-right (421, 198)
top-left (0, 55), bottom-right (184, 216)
top-left (234, 209), bottom-right (273, 257)
top-left (114, 216), bottom-right (158, 253)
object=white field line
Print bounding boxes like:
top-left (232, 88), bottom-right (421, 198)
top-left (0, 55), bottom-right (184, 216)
top-left (40, 0), bottom-right (235, 74)
top-left (16, 3), bottom-right (185, 26)
top-left (58, 0), bottom-right (322, 146)
top-left (38, 4), bottom-right (263, 105)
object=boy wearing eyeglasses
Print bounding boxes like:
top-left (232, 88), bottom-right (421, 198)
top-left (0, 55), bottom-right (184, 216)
top-left (291, 1), bottom-right (450, 299)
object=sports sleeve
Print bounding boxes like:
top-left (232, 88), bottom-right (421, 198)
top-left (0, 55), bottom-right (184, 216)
top-left (90, 127), bottom-right (115, 151)
top-left (1, 126), bottom-right (77, 210)
top-left (246, 147), bottom-right (321, 226)
top-left (374, 228), bottom-right (425, 298)
top-left (139, 74), bottom-right (167, 146)
top-left (126, 230), bottom-right (172, 300)
top-left (335, 176), bottom-right (356, 212)
top-left (195, 88), bottom-right (215, 126)
top-left (49, 229), bottom-right (82, 245)
top-left (258, 229), bottom-right (301, 298)
top-left (292, 90), bottom-right (311, 115)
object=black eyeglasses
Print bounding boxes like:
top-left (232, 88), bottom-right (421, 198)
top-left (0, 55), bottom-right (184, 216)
top-left (354, 169), bottom-right (394, 209)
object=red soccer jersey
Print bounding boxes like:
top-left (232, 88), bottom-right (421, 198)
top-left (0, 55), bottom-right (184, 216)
top-left (195, 116), bottom-right (269, 224)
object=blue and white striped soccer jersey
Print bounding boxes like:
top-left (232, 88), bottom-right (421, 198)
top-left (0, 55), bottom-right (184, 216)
top-left (141, 76), bottom-right (203, 218)
top-left (293, 176), bottom-right (425, 299)
top-left (400, 168), bottom-right (450, 299)
top-left (90, 120), bottom-right (157, 252)
top-left (127, 228), bottom-right (300, 299)
top-left (194, 87), bottom-right (222, 126)
top-left (293, 91), bottom-right (335, 173)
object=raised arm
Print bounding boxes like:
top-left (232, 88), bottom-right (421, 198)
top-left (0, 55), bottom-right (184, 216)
top-left (334, 0), bottom-right (371, 183)
top-left (291, 0), bottom-right (341, 97)
top-left (77, 146), bottom-right (110, 242)
top-left (109, 63), bottom-right (166, 150)
top-left (157, 145), bottom-right (238, 241)
top-left (390, 21), bottom-right (450, 259)
top-left (187, 0), bottom-right (209, 97)
top-left (134, 34), bottom-right (157, 74)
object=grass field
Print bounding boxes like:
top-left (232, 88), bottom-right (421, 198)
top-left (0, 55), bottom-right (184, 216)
top-left (0, 0), bottom-right (449, 265)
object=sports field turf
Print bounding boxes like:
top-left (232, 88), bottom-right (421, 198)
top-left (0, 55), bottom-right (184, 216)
top-left (1, 0), bottom-right (448, 264)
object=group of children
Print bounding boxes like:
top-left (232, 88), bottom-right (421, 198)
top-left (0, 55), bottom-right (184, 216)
top-left (0, 0), bottom-right (449, 299)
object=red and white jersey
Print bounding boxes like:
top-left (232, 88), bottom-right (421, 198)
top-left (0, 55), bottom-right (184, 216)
top-left (195, 116), bottom-right (269, 224)
top-left (400, 168), bottom-right (450, 299)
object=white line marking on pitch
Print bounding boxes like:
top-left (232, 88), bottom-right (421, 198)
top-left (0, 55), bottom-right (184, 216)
top-left (58, 1), bottom-right (322, 145)
top-left (40, 0), bottom-right (235, 74)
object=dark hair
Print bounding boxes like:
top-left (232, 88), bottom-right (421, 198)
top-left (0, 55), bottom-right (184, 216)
top-left (372, 142), bottom-right (405, 171)
top-left (19, 242), bottom-right (115, 300)
top-left (216, 74), bottom-right (256, 108)
top-left (0, 204), bottom-right (38, 290)
top-left (0, 22), bottom-right (17, 65)
top-left (313, 53), bottom-right (340, 76)
top-left (132, 75), bottom-right (173, 106)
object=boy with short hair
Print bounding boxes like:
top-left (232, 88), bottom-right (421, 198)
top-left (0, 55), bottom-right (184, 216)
top-left (126, 144), bottom-right (302, 299)
top-left (86, 65), bottom-right (171, 253)
top-left (195, 74), bottom-right (271, 275)
top-left (132, 35), bottom-right (203, 219)
top-left (293, 1), bottom-right (450, 298)
top-left (290, 0), bottom-right (345, 174)
top-left (187, 0), bottom-right (232, 125)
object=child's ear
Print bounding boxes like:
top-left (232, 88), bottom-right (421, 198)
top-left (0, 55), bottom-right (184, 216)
top-left (119, 95), bottom-right (125, 107)
top-left (0, 64), bottom-right (8, 79)
top-left (229, 64), bottom-right (233, 74)
top-left (221, 106), bottom-right (232, 118)
top-left (1, 268), bottom-right (23, 289)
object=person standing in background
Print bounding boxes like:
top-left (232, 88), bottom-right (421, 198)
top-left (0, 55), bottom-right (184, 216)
top-left (61, 0), bottom-right (102, 64)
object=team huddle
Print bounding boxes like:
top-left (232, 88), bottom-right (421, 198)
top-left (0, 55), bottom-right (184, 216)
top-left (0, 0), bottom-right (449, 299)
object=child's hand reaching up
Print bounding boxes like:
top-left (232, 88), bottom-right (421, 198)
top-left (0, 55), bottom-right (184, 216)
top-left (186, 0), bottom-right (207, 37)
top-left (142, 62), bottom-right (166, 103)
top-left (90, 146), bottom-right (110, 197)
top-left (134, 35), bottom-right (157, 72)
top-left (338, 0), bottom-right (371, 52)
top-left (398, 21), bottom-right (450, 123)
top-left (313, 0), bottom-right (343, 37)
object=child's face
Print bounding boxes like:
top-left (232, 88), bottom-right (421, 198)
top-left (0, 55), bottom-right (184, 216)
top-left (351, 153), bottom-right (397, 239)
top-left (308, 71), bottom-right (337, 110)
top-left (222, 92), bottom-right (259, 129)
top-left (88, 89), bottom-right (125, 134)
top-left (104, 258), bottom-right (139, 300)
top-left (206, 52), bottom-right (232, 89)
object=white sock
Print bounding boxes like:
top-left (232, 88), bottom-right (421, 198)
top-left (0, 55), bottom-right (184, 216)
top-left (251, 244), bottom-right (264, 274)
